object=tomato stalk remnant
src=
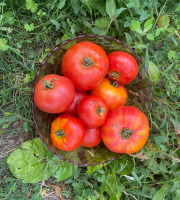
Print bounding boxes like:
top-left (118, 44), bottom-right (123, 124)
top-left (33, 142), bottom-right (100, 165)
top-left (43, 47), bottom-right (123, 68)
top-left (82, 57), bottom-right (95, 68)
top-left (96, 106), bottom-right (105, 116)
top-left (121, 128), bottom-right (133, 139)
top-left (109, 71), bottom-right (120, 79)
top-left (110, 80), bottom-right (119, 88)
top-left (42, 78), bottom-right (57, 89)
top-left (55, 129), bottom-right (65, 137)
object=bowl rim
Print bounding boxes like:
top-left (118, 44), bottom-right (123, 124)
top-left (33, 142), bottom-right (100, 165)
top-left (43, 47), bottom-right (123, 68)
top-left (31, 34), bottom-right (153, 166)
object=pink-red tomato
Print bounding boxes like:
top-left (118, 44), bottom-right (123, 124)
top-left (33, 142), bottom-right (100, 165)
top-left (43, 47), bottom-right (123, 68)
top-left (65, 90), bottom-right (87, 116)
top-left (77, 95), bottom-right (108, 128)
top-left (90, 77), bottom-right (127, 110)
top-left (101, 106), bottom-right (149, 154)
top-left (107, 51), bottom-right (138, 84)
top-left (82, 127), bottom-right (101, 147)
top-left (62, 41), bottom-right (109, 91)
top-left (51, 114), bottom-right (85, 151)
top-left (34, 74), bottom-right (75, 113)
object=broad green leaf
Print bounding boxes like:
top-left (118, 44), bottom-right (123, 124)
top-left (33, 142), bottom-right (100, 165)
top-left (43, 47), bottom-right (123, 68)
top-left (106, 0), bottom-right (116, 20)
top-left (168, 50), bottom-right (176, 60)
top-left (152, 184), bottom-right (169, 200)
top-left (110, 155), bottom-right (134, 175)
top-left (114, 8), bottom-right (126, 18)
top-left (0, 38), bottom-right (9, 51)
top-left (95, 18), bottom-right (110, 29)
top-left (48, 155), bottom-right (77, 181)
top-left (100, 170), bottom-right (122, 200)
top-left (23, 70), bottom-right (38, 83)
top-left (24, 23), bottom-right (35, 32)
top-left (144, 18), bottom-right (154, 32)
top-left (155, 27), bottom-right (163, 36)
top-left (26, 0), bottom-right (38, 13)
top-left (3, 11), bottom-right (15, 25)
top-left (51, 19), bottom-right (60, 31)
top-left (125, 32), bottom-right (132, 46)
top-left (58, 0), bottom-right (66, 9)
top-left (70, 0), bottom-right (79, 14)
top-left (148, 61), bottom-right (160, 82)
top-left (130, 20), bottom-right (142, 34)
top-left (147, 33), bottom-right (154, 40)
top-left (7, 138), bottom-right (53, 183)
top-left (140, 10), bottom-right (149, 21)
top-left (90, 0), bottom-right (106, 16)
top-left (87, 164), bottom-right (103, 173)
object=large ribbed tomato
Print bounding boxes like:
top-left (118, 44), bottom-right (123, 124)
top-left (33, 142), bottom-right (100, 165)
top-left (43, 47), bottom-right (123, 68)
top-left (62, 41), bottom-right (109, 91)
top-left (107, 51), bottom-right (138, 84)
top-left (101, 106), bottom-right (149, 154)
top-left (51, 114), bottom-right (85, 151)
top-left (34, 74), bottom-right (75, 113)
top-left (77, 96), bottom-right (108, 128)
top-left (90, 77), bottom-right (127, 110)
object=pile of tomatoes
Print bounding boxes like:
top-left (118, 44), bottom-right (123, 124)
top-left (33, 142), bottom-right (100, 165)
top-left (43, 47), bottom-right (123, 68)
top-left (34, 41), bottom-right (149, 154)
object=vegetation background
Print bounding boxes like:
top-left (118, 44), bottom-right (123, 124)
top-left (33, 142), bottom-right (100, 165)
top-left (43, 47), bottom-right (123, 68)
top-left (0, 0), bottom-right (180, 199)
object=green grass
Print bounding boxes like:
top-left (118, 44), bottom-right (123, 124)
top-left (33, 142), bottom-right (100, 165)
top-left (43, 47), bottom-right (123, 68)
top-left (0, 0), bottom-right (180, 199)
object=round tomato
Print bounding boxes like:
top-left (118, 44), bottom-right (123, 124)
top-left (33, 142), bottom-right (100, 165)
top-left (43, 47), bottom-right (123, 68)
top-left (107, 51), bottom-right (138, 84)
top-left (82, 127), bottom-right (101, 147)
top-left (34, 74), bottom-right (75, 113)
top-left (101, 106), bottom-right (149, 154)
top-left (62, 41), bottom-right (109, 91)
top-left (51, 114), bottom-right (85, 151)
top-left (77, 96), bottom-right (108, 128)
top-left (65, 90), bottom-right (87, 116)
top-left (90, 77), bottom-right (127, 110)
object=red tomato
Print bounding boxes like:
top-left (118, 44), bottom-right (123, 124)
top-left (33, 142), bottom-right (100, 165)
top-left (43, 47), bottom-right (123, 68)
top-left (90, 77), bottom-right (127, 110)
top-left (107, 51), bottom-right (138, 84)
top-left (34, 74), bottom-right (75, 113)
top-left (51, 114), bottom-right (85, 151)
top-left (82, 127), bottom-right (101, 147)
top-left (62, 41), bottom-right (109, 91)
top-left (77, 96), bottom-right (108, 128)
top-left (65, 90), bottom-right (87, 116)
top-left (101, 106), bottom-right (149, 154)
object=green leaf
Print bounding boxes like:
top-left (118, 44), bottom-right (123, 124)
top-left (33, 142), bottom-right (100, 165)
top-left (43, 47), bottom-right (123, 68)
top-left (70, 0), bottom-right (79, 14)
top-left (58, 0), bottom-right (66, 9)
top-left (51, 19), bottom-right (60, 31)
top-left (152, 184), bottom-right (169, 200)
top-left (130, 20), bottom-right (142, 34)
top-left (3, 11), bottom-right (15, 25)
top-left (24, 23), bottom-right (35, 32)
top-left (95, 18), bottom-right (110, 29)
top-left (114, 8), bottom-right (126, 18)
top-left (140, 10), bottom-right (149, 21)
top-left (7, 138), bottom-right (53, 183)
top-left (125, 32), bottom-right (132, 46)
top-left (100, 170), bottom-right (122, 200)
top-left (48, 155), bottom-right (77, 181)
top-left (87, 164), bottom-right (103, 173)
top-left (23, 70), bottom-right (37, 83)
top-left (155, 27), bottom-right (163, 36)
top-left (106, 0), bottom-right (116, 20)
top-left (109, 155), bottom-right (134, 175)
top-left (147, 33), bottom-right (154, 40)
top-left (148, 61), bottom-right (160, 82)
top-left (144, 18), bottom-right (154, 32)
top-left (168, 50), bottom-right (176, 60)
top-left (26, 0), bottom-right (38, 13)
top-left (0, 38), bottom-right (9, 51)
top-left (90, 0), bottom-right (106, 16)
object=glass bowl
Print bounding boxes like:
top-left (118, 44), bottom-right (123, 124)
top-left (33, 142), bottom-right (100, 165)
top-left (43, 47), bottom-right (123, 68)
top-left (31, 35), bottom-right (153, 166)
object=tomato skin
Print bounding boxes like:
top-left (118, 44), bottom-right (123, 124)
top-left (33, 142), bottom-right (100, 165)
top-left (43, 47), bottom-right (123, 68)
top-left (90, 77), bottom-right (127, 110)
top-left (77, 96), bottom-right (108, 128)
top-left (65, 90), bottom-right (87, 116)
top-left (101, 106), bottom-right (149, 154)
top-left (62, 41), bottom-right (109, 91)
top-left (107, 51), bottom-right (138, 84)
top-left (34, 74), bottom-right (75, 113)
top-left (82, 127), bottom-right (101, 147)
top-left (51, 114), bottom-right (85, 151)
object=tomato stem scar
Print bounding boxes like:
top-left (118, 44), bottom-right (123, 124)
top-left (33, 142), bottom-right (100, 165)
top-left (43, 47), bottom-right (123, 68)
top-left (55, 129), bottom-right (65, 137)
top-left (121, 128), bottom-right (133, 139)
top-left (96, 105), bottom-right (105, 116)
top-left (109, 71), bottom-right (120, 79)
top-left (42, 78), bottom-right (58, 89)
top-left (82, 57), bottom-right (95, 68)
